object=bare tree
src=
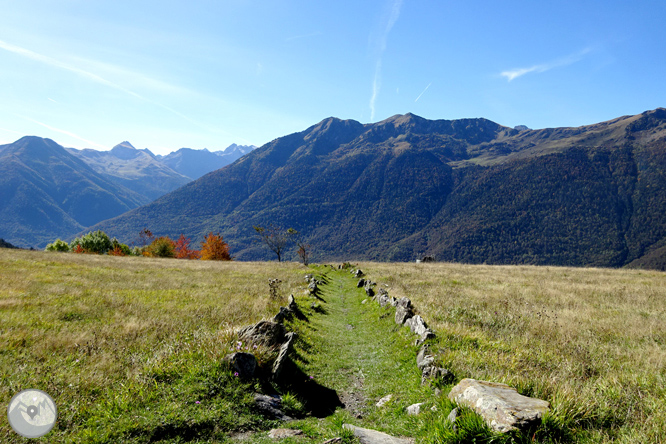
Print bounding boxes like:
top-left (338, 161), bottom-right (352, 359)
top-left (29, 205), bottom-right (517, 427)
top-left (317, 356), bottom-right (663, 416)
top-left (296, 242), bottom-right (311, 266)
top-left (253, 225), bottom-right (297, 262)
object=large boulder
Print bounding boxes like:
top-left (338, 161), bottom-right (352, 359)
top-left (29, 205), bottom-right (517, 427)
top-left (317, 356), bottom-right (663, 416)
top-left (239, 321), bottom-right (286, 348)
top-left (448, 379), bottom-right (550, 433)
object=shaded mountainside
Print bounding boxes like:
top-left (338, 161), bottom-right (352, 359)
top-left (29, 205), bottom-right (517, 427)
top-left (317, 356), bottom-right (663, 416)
top-left (0, 137), bottom-right (150, 248)
top-left (67, 142), bottom-right (191, 200)
top-left (90, 109), bottom-right (666, 269)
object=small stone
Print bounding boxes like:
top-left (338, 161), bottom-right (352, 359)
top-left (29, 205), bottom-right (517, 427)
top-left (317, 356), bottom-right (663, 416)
top-left (406, 403), bottom-right (423, 415)
top-left (268, 428), bottom-right (303, 439)
top-left (343, 425), bottom-right (414, 444)
top-left (430, 405), bottom-right (438, 412)
top-left (375, 394), bottom-right (393, 407)
top-left (421, 366), bottom-right (454, 385)
top-left (446, 407), bottom-right (458, 424)
top-left (254, 394), bottom-right (292, 421)
top-left (396, 297), bottom-right (412, 309)
top-left (273, 306), bottom-right (293, 323)
top-left (416, 346), bottom-right (434, 371)
top-left (361, 299), bottom-right (368, 304)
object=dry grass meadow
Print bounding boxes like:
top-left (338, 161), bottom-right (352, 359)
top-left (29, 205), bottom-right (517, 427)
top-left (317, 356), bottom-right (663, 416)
top-left (359, 262), bottom-right (666, 442)
top-left (1, 248), bottom-right (665, 442)
top-left (0, 248), bottom-right (306, 442)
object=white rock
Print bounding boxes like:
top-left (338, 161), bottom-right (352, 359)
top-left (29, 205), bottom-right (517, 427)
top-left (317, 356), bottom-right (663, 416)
top-left (376, 394), bottom-right (393, 407)
top-left (406, 403), bottom-right (424, 415)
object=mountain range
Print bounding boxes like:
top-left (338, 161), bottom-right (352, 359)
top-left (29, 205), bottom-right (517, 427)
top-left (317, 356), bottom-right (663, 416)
top-left (86, 108), bottom-right (666, 269)
top-left (0, 138), bottom-right (255, 248)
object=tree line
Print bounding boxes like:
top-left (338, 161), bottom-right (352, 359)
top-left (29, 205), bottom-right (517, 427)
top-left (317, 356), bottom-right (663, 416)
top-left (45, 229), bottom-right (231, 260)
top-left (44, 225), bottom-right (312, 264)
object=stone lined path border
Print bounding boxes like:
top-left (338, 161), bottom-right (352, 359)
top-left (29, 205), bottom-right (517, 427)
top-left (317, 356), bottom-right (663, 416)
top-left (343, 264), bottom-right (551, 434)
top-left (228, 266), bottom-right (551, 441)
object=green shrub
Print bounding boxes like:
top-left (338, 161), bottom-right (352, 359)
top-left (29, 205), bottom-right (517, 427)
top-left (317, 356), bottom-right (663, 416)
top-left (45, 239), bottom-right (70, 252)
top-left (145, 236), bottom-right (176, 258)
top-left (70, 230), bottom-right (113, 254)
top-left (109, 238), bottom-right (131, 256)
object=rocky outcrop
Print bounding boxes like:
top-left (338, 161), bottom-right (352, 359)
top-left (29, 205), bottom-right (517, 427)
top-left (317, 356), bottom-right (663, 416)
top-left (239, 320), bottom-right (286, 348)
top-left (448, 378), bottom-right (550, 433)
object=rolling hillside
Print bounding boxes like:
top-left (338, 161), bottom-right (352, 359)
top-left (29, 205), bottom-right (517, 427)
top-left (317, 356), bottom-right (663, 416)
top-left (89, 108), bottom-right (666, 268)
top-left (0, 137), bottom-right (149, 248)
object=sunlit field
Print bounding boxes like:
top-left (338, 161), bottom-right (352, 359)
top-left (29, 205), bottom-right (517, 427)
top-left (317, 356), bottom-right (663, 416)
top-left (0, 249), bottom-right (305, 443)
top-left (360, 262), bottom-right (666, 442)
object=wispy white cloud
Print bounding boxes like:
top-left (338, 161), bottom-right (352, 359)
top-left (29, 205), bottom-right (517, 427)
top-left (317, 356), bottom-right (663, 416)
top-left (0, 127), bottom-right (24, 136)
top-left (369, 0), bottom-right (403, 121)
top-left (285, 31), bottom-right (322, 42)
top-left (0, 39), bottom-right (209, 130)
top-left (414, 82), bottom-right (432, 102)
top-left (20, 115), bottom-right (106, 149)
top-left (500, 48), bottom-right (592, 82)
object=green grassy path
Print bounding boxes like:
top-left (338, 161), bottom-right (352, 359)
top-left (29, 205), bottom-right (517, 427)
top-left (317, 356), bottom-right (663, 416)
top-left (288, 267), bottom-right (437, 440)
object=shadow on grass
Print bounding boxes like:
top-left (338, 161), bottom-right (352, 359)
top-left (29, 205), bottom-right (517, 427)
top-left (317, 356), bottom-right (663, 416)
top-left (274, 359), bottom-right (343, 418)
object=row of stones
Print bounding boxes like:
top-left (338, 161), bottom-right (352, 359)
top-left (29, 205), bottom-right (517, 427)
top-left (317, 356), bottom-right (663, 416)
top-left (224, 288), bottom-right (303, 421)
top-left (348, 266), bottom-right (551, 434)
top-left (353, 269), bottom-right (453, 388)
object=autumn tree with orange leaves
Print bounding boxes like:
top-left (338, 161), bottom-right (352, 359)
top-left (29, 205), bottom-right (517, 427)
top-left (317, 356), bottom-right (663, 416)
top-left (175, 234), bottom-right (201, 259)
top-left (200, 232), bottom-right (232, 261)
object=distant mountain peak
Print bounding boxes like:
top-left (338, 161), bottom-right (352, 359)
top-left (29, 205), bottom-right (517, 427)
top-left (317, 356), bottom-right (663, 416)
top-left (111, 141), bottom-right (144, 160)
top-left (381, 112), bottom-right (425, 127)
top-left (114, 141), bottom-right (136, 150)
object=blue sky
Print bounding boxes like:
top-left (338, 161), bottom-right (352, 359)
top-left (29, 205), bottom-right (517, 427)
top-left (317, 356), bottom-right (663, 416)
top-left (0, 0), bottom-right (664, 155)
